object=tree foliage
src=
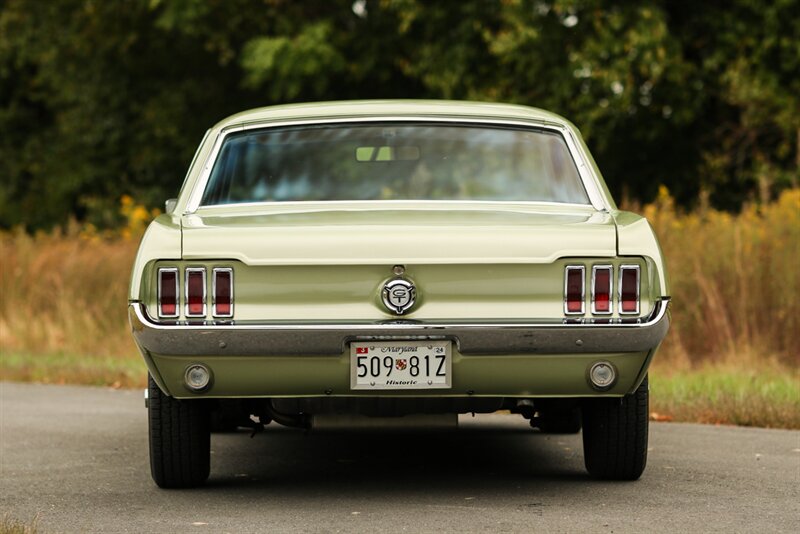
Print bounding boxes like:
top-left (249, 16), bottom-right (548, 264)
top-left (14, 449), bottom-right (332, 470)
top-left (1, 0), bottom-right (797, 229)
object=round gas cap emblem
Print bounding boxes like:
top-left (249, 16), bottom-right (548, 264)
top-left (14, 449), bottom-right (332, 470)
top-left (382, 278), bottom-right (416, 315)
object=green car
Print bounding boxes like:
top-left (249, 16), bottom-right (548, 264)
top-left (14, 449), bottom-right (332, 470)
top-left (129, 100), bottom-right (670, 487)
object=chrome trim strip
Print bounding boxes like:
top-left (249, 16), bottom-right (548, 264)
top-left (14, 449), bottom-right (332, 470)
top-left (183, 116), bottom-right (608, 213)
top-left (157, 267), bottom-right (179, 319)
top-left (618, 265), bottom-right (641, 315)
top-left (196, 199), bottom-right (597, 212)
top-left (563, 265), bottom-right (586, 315)
top-left (564, 129), bottom-right (606, 209)
top-left (129, 298), bottom-right (670, 357)
top-left (184, 267), bottom-right (207, 318)
top-left (184, 128), bottom-right (233, 212)
top-left (175, 128), bottom-right (211, 210)
top-left (591, 264), bottom-right (613, 315)
top-left (212, 267), bottom-right (234, 318)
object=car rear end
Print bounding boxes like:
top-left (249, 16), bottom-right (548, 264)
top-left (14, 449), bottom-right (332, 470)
top-left (129, 101), bottom-right (670, 487)
top-left (132, 248), bottom-right (667, 400)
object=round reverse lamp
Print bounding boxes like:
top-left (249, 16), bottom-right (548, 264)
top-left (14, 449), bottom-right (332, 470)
top-left (185, 364), bottom-right (211, 392)
top-left (589, 361), bottom-right (616, 390)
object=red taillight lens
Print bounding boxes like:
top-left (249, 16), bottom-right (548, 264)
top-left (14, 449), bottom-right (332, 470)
top-left (185, 268), bottom-right (206, 317)
top-left (564, 265), bottom-right (585, 315)
top-left (592, 265), bottom-right (612, 314)
top-left (213, 268), bottom-right (233, 318)
top-left (619, 265), bottom-right (640, 314)
top-left (158, 268), bottom-right (178, 318)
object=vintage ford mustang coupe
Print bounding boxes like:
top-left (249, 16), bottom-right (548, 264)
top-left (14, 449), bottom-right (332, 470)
top-left (129, 100), bottom-right (670, 487)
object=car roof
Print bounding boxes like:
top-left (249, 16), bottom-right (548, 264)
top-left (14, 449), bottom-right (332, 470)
top-left (212, 100), bottom-right (575, 130)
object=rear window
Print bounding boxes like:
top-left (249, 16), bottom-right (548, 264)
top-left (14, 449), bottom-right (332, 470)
top-left (200, 123), bottom-right (590, 205)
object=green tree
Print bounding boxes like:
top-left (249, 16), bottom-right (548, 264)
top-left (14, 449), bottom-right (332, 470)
top-left (0, 0), bottom-right (797, 229)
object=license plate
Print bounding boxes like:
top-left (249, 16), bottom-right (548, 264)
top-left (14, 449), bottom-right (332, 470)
top-left (350, 341), bottom-right (452, 390)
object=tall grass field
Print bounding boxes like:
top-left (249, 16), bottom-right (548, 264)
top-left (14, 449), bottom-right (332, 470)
top-left (1, 191), bottom-right (798, 428)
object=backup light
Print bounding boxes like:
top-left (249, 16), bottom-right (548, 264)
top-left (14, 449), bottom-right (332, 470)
top-left (185, 364), bottom-right (211, 391)
top-left (589, 361), bottom-right (616, 390)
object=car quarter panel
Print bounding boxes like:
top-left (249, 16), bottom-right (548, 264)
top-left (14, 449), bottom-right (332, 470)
top-left (128, 214), bottom-right (182, 302)
top-left (613, 210), bottom-right (670, 297)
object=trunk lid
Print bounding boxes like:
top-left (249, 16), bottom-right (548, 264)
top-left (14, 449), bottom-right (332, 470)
top-left (181, 202), bottom-right (616, 265)
top-left (176, 202), bottom-right (620, 321)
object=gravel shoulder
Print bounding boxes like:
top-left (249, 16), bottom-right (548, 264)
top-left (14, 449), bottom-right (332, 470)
top-left (1, 381), bottom-right (798, 533)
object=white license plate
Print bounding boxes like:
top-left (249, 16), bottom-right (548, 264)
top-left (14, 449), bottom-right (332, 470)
top-left (350, 341), bottom-right (452, 390)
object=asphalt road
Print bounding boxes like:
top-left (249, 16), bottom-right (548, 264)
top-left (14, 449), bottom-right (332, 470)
top-left (1, 382), bottom-right (798, 533)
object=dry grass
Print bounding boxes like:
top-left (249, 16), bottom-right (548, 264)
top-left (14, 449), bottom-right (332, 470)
top-left (1, 191), bottom-right (798, 427)
top-left (0, 226), bottom-right (139, 359)
top-left (640, 187), bottom-right (800, 369)
top-left (0, 515), bottom-right (38, 534)
top-left (0, 224), bottom-right (145, 387)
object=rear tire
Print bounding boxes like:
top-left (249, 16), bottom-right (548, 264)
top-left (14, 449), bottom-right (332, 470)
top-left (148, 375), bottom-right (211, 488)
top-left (581, 376), bottom-right (649, 480)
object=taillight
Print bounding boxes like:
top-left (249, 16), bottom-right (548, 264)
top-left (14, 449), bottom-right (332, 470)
top-left (185, 267), bottom-right (206, 317)
top-left (591, 265), bottom-right (613, 314)
top-left (564, 265), bottom-right (585, 315)
top-left (212, 268), bottom-right (233, 318)
top-left (619, 265), bottom-right (640, 314)
top-left (157, 268), bottom-right (179, 318)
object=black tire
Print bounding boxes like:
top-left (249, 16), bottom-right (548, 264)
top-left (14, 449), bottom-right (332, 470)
top-left (148, 375), bottom-right (211, 488)
top-left (581, 376), bottom-right (649, 480)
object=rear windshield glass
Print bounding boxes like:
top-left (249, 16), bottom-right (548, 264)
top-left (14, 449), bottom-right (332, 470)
top-left (200, 123), bottom-right (590, 205)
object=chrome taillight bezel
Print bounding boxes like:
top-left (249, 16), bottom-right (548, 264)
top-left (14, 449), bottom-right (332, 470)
top-left (184, 267), bottom-right (207, 318)
top-left (564, 265), bottom-right (586, 315)
top-left (591, 264), bottom-right (613, 315)
top-left (157, 267), bottom-right (179, 319)
top-left (618, 264), bottom-right (640, 315)
top-left (212, 267), bottom-right (234, 318)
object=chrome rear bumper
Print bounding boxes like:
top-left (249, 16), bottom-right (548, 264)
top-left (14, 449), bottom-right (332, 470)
top-left (129, 299), bottom-right (669, 356)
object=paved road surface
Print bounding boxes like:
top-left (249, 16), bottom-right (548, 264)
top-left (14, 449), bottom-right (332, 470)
top-left (1, 382), bottom-right (798, 533)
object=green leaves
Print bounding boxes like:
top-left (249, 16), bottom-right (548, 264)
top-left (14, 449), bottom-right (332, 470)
top-left (0, 0), bottom-right (797, 229)
top-left (241, 22), bottom-right (345, 100)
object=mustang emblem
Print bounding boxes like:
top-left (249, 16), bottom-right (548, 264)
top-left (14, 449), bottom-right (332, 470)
top-left (382, 278), bottom-right (416, 315)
